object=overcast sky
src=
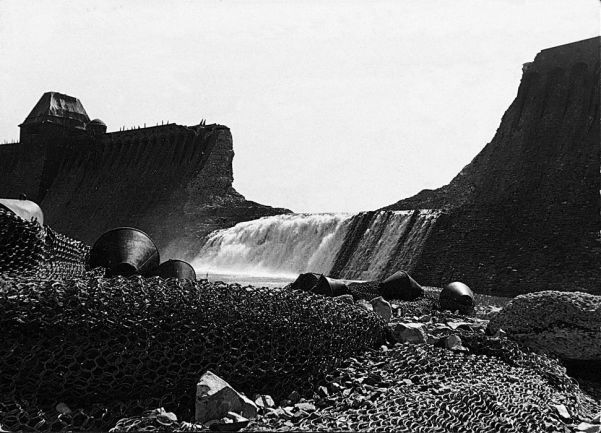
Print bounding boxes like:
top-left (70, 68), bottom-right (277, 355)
top-left (1, 0), bottom-right (598, 213)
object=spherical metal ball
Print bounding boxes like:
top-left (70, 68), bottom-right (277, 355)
top-left (439, 281), bottom-right (475, 314)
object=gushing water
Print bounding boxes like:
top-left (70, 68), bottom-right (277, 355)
top-left (192, 210), bottom-right (441, 280)
top-left (192, 213), bottom-right (352, 277)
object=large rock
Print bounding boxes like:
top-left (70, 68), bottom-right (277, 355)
top-left (370, 296), bottom-right (392, 323)
top-left (389, 322), bottom-right (427, 344)
top-left (195, 371), bottom-right (257, 423)
top-left (488, 291), bottom-right (601, 360)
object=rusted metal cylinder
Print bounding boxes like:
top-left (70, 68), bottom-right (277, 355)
top-left (290, 272), bottom-right (321, 292)
top-left (0, 198), bottom-right (44, 225)
top-left (89, 227), bottom-right (159, 277)
top-left (157, 259), bottom-right (196, 281)
top-left (439, 281), bottom-right (475, 314)
top-left (312, 275), bottom-right (350, 297)
top-left (378, 270), bottom-right (424, 301)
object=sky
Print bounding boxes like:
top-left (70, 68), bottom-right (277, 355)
top-left (0, 0), bottom-right (598, 213)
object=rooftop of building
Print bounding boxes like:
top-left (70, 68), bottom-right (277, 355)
top-left (20, 92), bottom-right (90, 129)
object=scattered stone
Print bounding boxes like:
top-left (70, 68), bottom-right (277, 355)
top-left (263, 395), bottom-right (275, 408)
top-left (389, 322), bottom-right (427, 344)
top-left (295, 402), bottom-right (316, 412)
top-left (356, 299), bottom-right (373, 312)
top-left (444, 335), bottom-right (468, 352)
top-left (317, 386), bottom-right (329, 397)
top-left (335, 294), bottom-right (354, 304)
top-left (380, 345), bottom-right (389, 351)
top-left (551, 404), bottom-right (570, 420)
top-left (591, 413), bottom-right (601, 424)
top-left (447, 321), bottom-right (476, 331)
top-left (577, 422), bottom-right (601, 433)
top-left (370, 296), bottom-right (392, 323)
top-left (195, 371), bottom-right (257, 423)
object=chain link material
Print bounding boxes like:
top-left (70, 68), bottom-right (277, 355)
top-left (0, 207), bottom-right (89, 279)
top-left (250, 329), bottom-right (599, 432)
top-left (0, 274), bottom-right (385, 431)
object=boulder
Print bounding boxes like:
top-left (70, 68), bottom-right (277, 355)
top-left (370, 296), bottom-right (392, 323)
top-left (487, 291), bottom-right (601, 361)
top-left (195, 371), bottom-right (257, 423)
top-left (389, 322), bottom-right (427, 344)
top-left (378, 270), bottom-right (424, 301)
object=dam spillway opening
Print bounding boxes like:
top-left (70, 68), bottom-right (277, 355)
top-left (191, 209), bottom-right (441, 281)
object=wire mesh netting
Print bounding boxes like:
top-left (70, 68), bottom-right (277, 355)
top-left (0, 275), bottom-right (385, 431)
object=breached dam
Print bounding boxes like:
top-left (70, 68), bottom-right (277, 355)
top-left (192, 210), bottom-right (441, 280)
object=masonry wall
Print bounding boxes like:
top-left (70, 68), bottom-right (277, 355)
top-left (0, 123), bottom-right (289, 258)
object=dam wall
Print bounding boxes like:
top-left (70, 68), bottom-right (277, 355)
top-left (0, 94), bottom-right (289, 256)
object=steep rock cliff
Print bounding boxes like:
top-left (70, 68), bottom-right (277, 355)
top-left (382, 37), bottom-right (600, 296)
top-left (0, 95), bottom-right (289, 258)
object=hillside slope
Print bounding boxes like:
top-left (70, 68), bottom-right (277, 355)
top-left (383, 37), bottom-right (600, 295)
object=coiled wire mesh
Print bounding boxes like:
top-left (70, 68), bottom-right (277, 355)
top-left (0, 206), bottom-right (89, 279)
top-left (250, 330), bottom-right (599, 432)
top-left (0, 276), bottom-right (385, 432)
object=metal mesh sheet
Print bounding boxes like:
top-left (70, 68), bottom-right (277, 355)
top-left (0, 207), bottom-right (89, 279)
top-left (249, 330), bottom-right (599, 432)
top-left (0, 276), bottom-right (385, 431)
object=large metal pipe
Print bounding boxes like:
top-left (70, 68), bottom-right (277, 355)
top-left (0, 198), bottom-right (44, 225)
top-left (290, 272), bottom-right (322, 292)
top-left (89, 227), bottom-right (159, 277)
top-left (313, 275), bottom-right (350, 297)
top-left (157, 259), bottom-right (196, 281)
top-left (378, 270), bottom-right (424, 301)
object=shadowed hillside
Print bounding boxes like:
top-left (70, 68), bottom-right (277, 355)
top-left (381, 37), bottom-right (600, 295)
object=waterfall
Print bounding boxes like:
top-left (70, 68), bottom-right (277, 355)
top-left (334, 210), bottom-right (441, 280)
top-left (192, 213), bottom-right (353, 277)
top-left (192, 210), bottom-right (441, 280)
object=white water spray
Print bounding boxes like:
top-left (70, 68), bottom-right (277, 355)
top-left (192, 213), bottom-right (352, 277)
